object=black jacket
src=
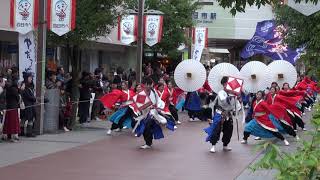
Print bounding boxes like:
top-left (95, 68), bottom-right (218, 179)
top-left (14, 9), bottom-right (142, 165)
top-left (0, 87), bottom-right (6, 111)
top-left (21, 85), bottom-right (36, 107)
top-left (79, 77), bottom-right (95, 101)
top-left (6, 82), bottom-right (20, 109)
top-left (21, 85), bottom-right (36, 121)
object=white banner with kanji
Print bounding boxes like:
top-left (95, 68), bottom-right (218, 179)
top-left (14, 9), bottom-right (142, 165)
top-left (19, 31), bottom-right (37, 81)
top-left (118, 15), bottom-right (138, 45)
top-left (10, 0), bottom-right (38, 34)
top-left (192, 44), bottom-right (204, 62)
top-left (192, 27), bottom-right (208, 61)
top-left (193, 27), bottom-right (208, 47)
top-left (47, 0), bottom-right (76, 36)
top-left (144, 15), bottom-right (163, 47)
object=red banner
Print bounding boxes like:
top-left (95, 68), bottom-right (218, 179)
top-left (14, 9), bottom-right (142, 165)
top-left (118, 15), bottom-right (138, 45)
top-left (10, 0), bottom-right (39, 34)
top-left (144, 15), bottom-right (163, 47)
top-left (47, 0), bottom-right (76, 36)
top-left (192, 27), bottom-right (208, 47)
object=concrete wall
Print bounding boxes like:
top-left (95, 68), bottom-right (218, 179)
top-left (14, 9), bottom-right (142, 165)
top-left (0, 1), bottom-right (12, 31)
top-left (195, 0), bottom-right (274, 40)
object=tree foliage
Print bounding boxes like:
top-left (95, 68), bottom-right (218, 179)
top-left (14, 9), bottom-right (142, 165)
top-left (125, 0), bottom-right (198, 59)
top-left (251, 103), bottom-right (320, 180)
top-left (144, 0), bottom-right (198, 59)
top-left (48, 0), bottom-right (129, 46)
top-left (274, 4), bottom-right (320, 79)
top-left (216, 0), bottom-right (319, 15)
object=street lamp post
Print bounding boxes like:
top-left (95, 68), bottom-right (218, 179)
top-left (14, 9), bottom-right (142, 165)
top-left (134, 1), bottom-right (164, 83)
top-left (136, 0), bottom-right (144, 83)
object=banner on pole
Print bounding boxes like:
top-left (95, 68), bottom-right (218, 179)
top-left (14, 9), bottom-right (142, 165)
top-left (19, 31), bottom-right (37, 82)
top-left (144, 15), bottom-right (163, 47)
top-left (10, 0), bottom-right (39, 34)
top-left (193, 27), bottom-right (208, 47)
top-left (47, 0), bottom-right (76, 36)
top-left (192, 45), bottom-right (204, 62)
top-left (192, 27), bottom-right (208, 61)
top-left (118, 15), bottom-right (138, 45)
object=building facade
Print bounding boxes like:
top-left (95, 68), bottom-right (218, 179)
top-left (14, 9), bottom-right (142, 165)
top-left (194, 0), bottom-right (274, 65)
top-left (0, 1), bottom-right (137, 76)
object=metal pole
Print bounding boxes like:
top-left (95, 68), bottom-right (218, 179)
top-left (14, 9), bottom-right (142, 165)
top-left (188, 27), bottom-right (192, 59)
top-left (35, 0), bottom-right (46, 135)
top-left (136, 0), bottom-right (144, 83)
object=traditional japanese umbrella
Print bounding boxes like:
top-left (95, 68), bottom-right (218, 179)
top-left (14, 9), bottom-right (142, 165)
top-left (207, 63), bottom-right (242, 140)
top-left (240, 61), bottom-right (268, 93)
top-left (265, 60), bottom-right (297, 88)
top-left (208, 63), bottom-right (241, 94)
top-left (174, 59), bottom-right (207, 92)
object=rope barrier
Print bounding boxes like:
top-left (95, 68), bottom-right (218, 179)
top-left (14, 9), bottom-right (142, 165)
top-left (0, 98), bottom-right (103, 112)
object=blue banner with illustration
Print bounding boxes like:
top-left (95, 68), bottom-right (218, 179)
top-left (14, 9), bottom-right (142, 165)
top-left (241, 20), bottom-right (304, 64)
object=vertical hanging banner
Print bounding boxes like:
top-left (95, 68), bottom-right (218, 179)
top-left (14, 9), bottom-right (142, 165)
top-left (192, 45), bottom-right (204, 62)
top-left (47, 0), bottom-right (76, 36)
top-left (118, 15), bottom-right (138, 45)
top-left (144, 15), bottom-right (163, 47)
top-left (19, 31), bottom-right (37, 81)
top-left (10, 0), bottom-right (39, 34)
top-left (193, 27), bottom-right (208, 47)
top-left (192, 27), bottom-right (208, 61)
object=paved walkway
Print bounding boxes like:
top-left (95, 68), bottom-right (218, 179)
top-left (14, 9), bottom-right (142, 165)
top-left (0, 111), bottom-right (314, 180)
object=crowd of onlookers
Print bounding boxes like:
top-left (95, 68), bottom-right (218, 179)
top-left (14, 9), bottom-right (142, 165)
top-left (0, 62), bottom-right (173, 142)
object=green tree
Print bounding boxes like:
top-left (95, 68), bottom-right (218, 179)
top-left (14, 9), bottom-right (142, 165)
top-left (215, 0), bottom-right (319, 15)
top-left (273, 4), bottom-right (320, 79)
top-left (251, 104), bottom-right (320, 179)
top-left (144, 0), bottom-right (198, 59)
top-left (126, 0), bottom-right (199, 59)
top-left (47, 0), bottom-right (130, 127)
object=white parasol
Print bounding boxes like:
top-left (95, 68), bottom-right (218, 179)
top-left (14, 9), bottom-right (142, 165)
top-left (208, 63), bottom-right (241, 94)
top-left (265, 60), bottom-right (297, 88)
top-left (240, 61), bottom-right (268, 93)
top-left (174, 59), bottom-right (206, 92)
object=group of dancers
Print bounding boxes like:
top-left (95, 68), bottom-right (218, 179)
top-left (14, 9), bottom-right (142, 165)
top-left (100, 77), bottom-right (183, 149)
top-left (100, 75), bottom-right (319, 152)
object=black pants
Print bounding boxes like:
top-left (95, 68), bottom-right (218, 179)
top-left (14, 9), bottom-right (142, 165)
top-left (243, 129), bottom-right (285, 141)
top-left (200, 108), bottom-right (212, 121)
top-left (279, 121), bottom-right (296, 137)
top-left (301, 103), bottom-right (307, 113)
top-left (169, 104), bottom-right (179, 122)
top-left (210, 118), bottom-right (233, 146)
top-left (59, 110), bottom-right (71, 129)
top-left (188, 110), bottom-right (199, 119)
top-left (288, 111), bottom-right (304, 130)
top-left (111, 108), bottom-right (135, 130)
top-left (78, 101), bottom-right (90, 124)
top-left (143, 118), bottom-right (155, 146)
top-left (91, 99), bottom-right (104, 120)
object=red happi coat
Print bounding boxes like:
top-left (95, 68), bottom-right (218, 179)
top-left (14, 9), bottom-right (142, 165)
top-left (167, 87), bottom-right (177, 106)
top-left (278, 90), bottom-right (305, 99)
top-left (203, 80), bottom-right (212, 92)
top-left (266, 93), bottom-right (295, 127)
top-left (266, 93), bottom-right (300, 126)
top-left (253, 100), bottom-right (278, 132)
top-left (156, 89), bottom-right (171, 115)
top-left (100, 89), bottom-right (135, 109)
top-left (119, 89), bottom-right (136, 105)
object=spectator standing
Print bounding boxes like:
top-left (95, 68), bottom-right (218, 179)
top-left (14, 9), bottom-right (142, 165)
top-left (2, 67), bottom-right (20, 142)
top-left (78, 71), bottom-right (94, 124)
top-left (91, 68), bottom-right (105, 121)
top-left (59, 87), bottom-right (71, 132)
top-left (21, 72), bottom-right (37, 137)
